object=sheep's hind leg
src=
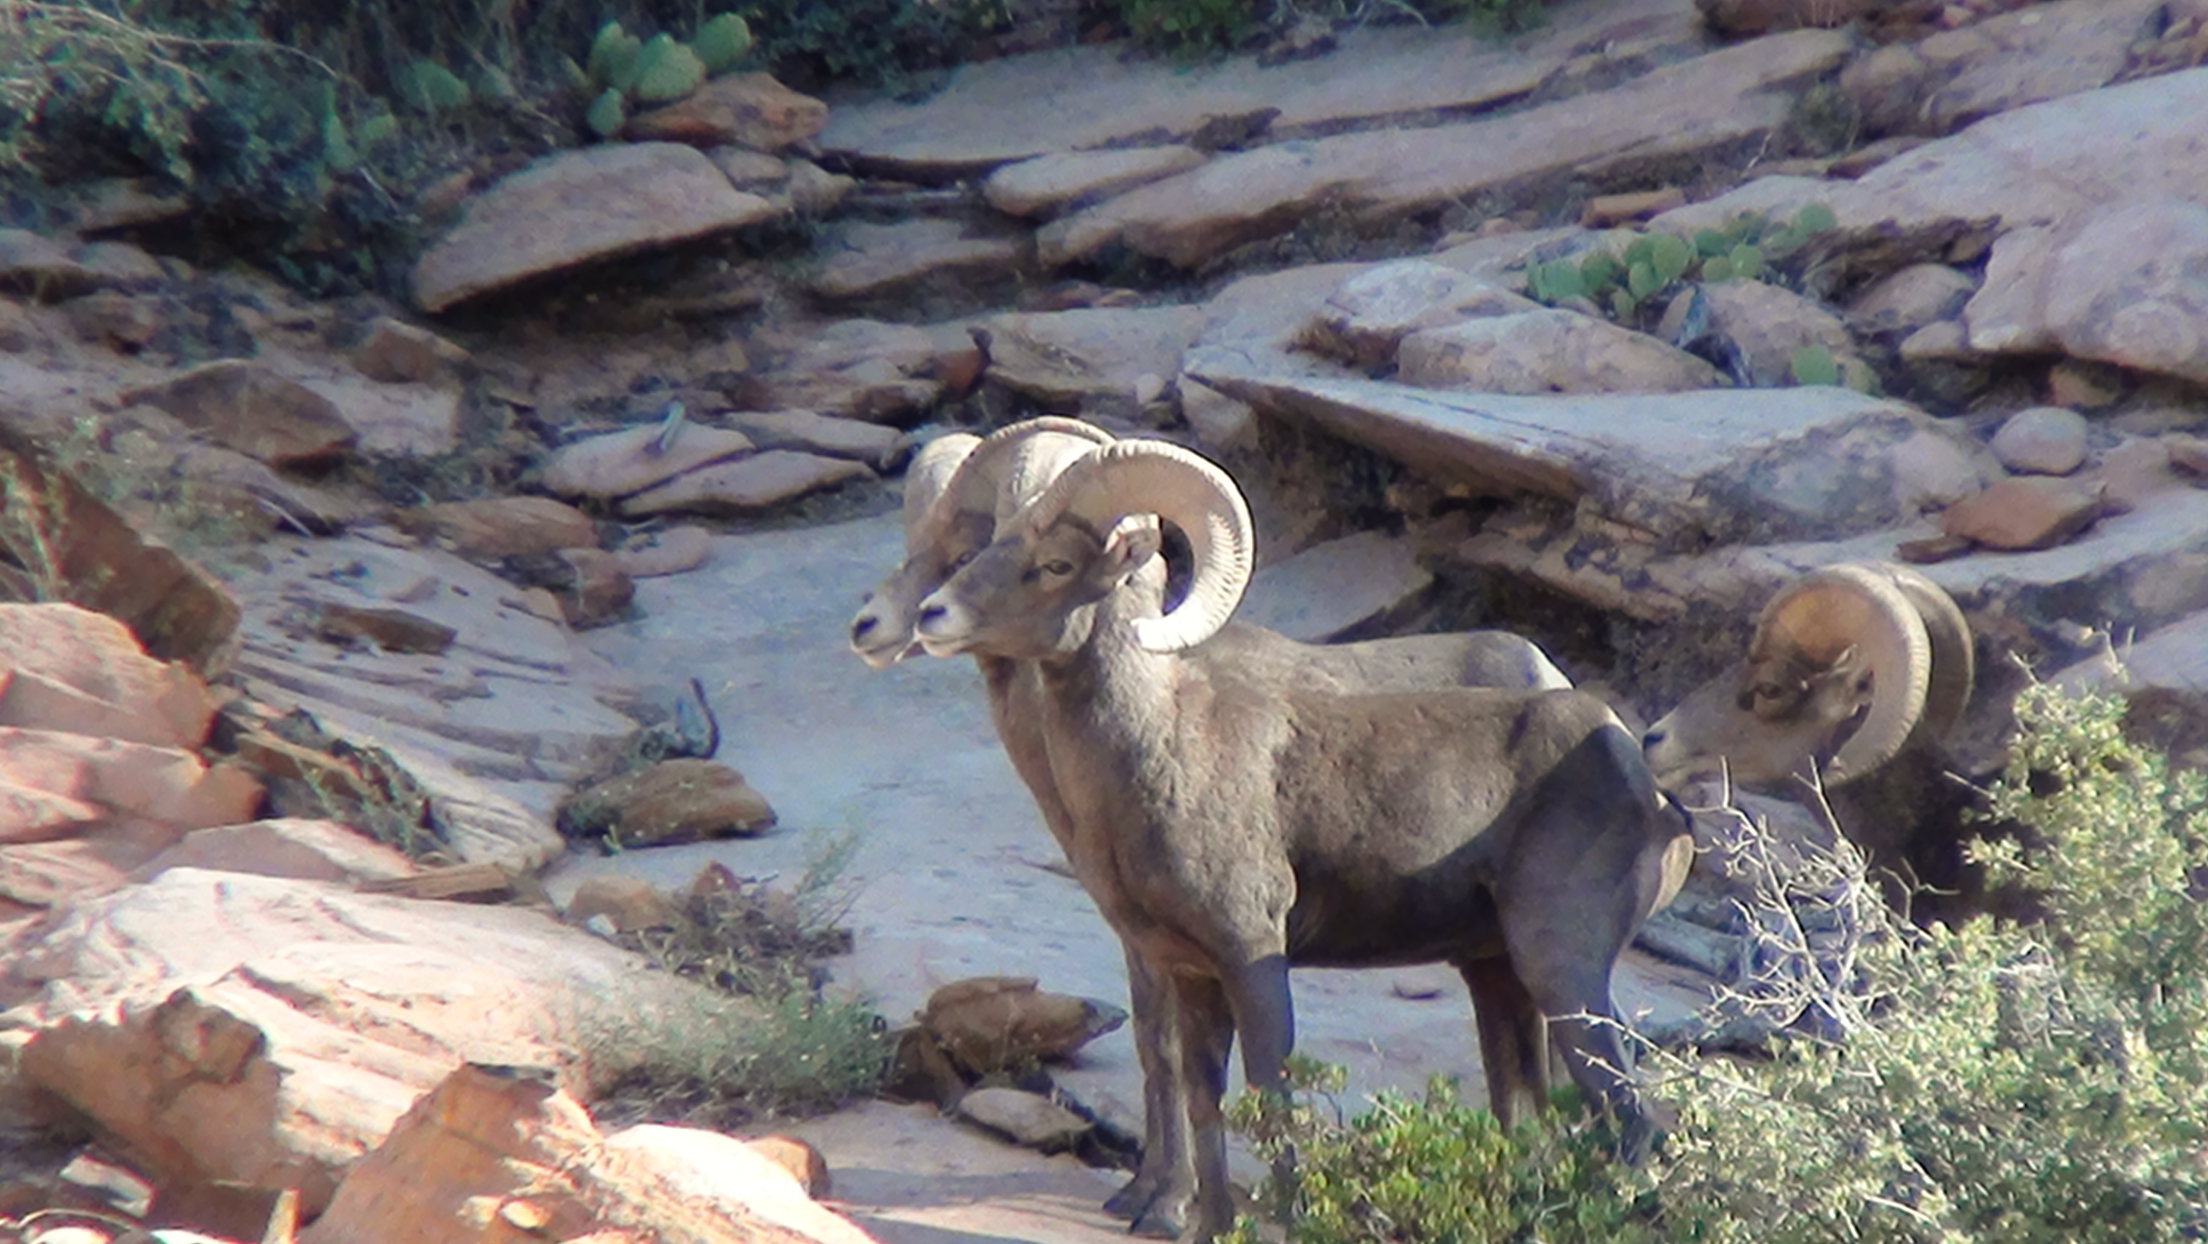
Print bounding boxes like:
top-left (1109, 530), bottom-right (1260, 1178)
top-left (1106, 946), bottom-right (1196, 1230)
top-left (1494, 893), bottom-right (1656, 1163)
top-left (1456, 953), bottom-right (1550, 1128)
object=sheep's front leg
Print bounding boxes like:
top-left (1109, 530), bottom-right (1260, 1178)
top-left (1167, 970), bottom-right (1239, 1244)
top-left (1220, 955), bottom-right (1296, 1233)
top-left (1458, 953), bottom-right (1550, 1128)
top-left (1108, 945), bottom-right (1196, 1235)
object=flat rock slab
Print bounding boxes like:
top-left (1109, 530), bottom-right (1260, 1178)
top-left (225, 535), bottom-right (642, 869)
top-left (983, 146), bottom-right (1209, 218)
top-left (820, 0), bottom-right (1706, 178)
top-left (809, 219), bottom-right (1026, 303)
top-left (1240, 530), bottom-right (1432, 642)
top-left (412, 143), bottom-right (784, 313)
top-left (977, 305), bottom-right (1208, 413)
top-left (724, 409), bottom-right (903, 463)
top-left (1041, 28), bottom-right (1848, 270)
top-left (1655, 66), bottom-right (2208, 269)
top-left (620, 449), bottom-right (874, 516)
top-left (1190, 347), bottom-right (1995, 547)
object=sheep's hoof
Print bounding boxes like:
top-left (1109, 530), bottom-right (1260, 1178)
top-left (1127, 1195), bottom-right (1189, 1239)
top-left (1103, 1175), bottom-right (1157, 1220)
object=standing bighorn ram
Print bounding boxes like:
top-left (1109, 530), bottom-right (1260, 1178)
top-left (1640, 562), bottom-right (1988, 916)
top-left (850, 417), bottom-right (1572, 1236)
top-left (913, 436), bottom-right (1694, 1244)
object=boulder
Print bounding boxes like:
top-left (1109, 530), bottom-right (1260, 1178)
top-left (918, 976), bottom-right (1127, 1075)
top-left (1302, 260), bottom-right (1540, 369)
top-left (626, 73), bottom-right (829, 153)
top-left (0, 228), bottom-right (96, 300)
top-left (808, 220), bottom-right (1025, 304)
top-left (750, 320), bottom-right (979, 424)
top-left (1661, 279), bottom-right (1866, 389)
top-left (412, 145), bottom-right (784, 313)
top-left (62, 290), bottom-right (165, 350)
top-left (301, 1063), bottom-right (870, 1244)
top-left (976, 306), bottom-right (1207, 415)
top-left (120, 360), bottom-right (356, 469)
top-left (983, 147), bottom-right (1209, 218)
top-left (540, 423), bottom-right (757, 501)
top-left (4, 870), bottom-right (706, 1218)
top-left (1967, 198), bottom-right (2208, 387)
top-left (1397, 309), bottom-right (1724, 395)
top-left (393, 497), bottom-right (602, 561)
top-left (558, 759), bottom-right (776, 848)
top-left (1845, 263), bottom-right (1978, 338)
top-left (1238, 530), bottom-right (1433, 642)
top-left (0, 428), bottom-right (241, 673)
top-left (1989, 406), bottom-right (2089, 476)
top-left (350, 318), bottom-right (470, 386)
top-left (619, 451), bottom-right (873, 517)
top-left (609, 525), bottom-right (715, 579)
top-left (563, 874), bottom-right (682, 932)
top-left (0, 603), bottom-right (223, 749)
top-left (517, 548), bottom-right (636, 630)
top-left (954, 1087), bottom-right (1091, 1154)
top-left (1939, 475), bottom-right (2107, 551)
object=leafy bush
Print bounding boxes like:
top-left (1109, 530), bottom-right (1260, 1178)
top-left (1522, 204), bottom-right (1838, 324)
top-left (1230, 679), bottom-right (2208, 1243)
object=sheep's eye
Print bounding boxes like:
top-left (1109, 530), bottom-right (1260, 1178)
top-left (1041, 559), bottom-right (1076, 577)
top-left (950, 549), bottom-right (978, 570)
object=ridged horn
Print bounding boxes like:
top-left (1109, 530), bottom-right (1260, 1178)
top-left (1755, 563), bottom-right (1932, 785)
top-left (1868, 563), bottom-right (1973, 747)
top-left (901, 433), bottom-right (981, 552)
top-left (910, 417), bottom-right (1115, 556)
top-left (1022, 438), bottom-right (1254, 654)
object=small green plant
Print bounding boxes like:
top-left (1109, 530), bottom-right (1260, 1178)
top-left (1116, 0), bottom-right (1258, 55)
top-left (1523, 203), bottom-right (1838, 324)
top-left (692, 13), bottom-right (756, 74)
top-left (1788, 343), bottom-right (1840, 387)
top-left (630, 33), bottom-right (706, 103)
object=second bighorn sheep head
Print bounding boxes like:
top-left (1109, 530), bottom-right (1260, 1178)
top-left (1641, 562), bottom-right (1973, 790)
top-left (915, 436), bottom-right (1255, 660)
top-left (847, 419), bottom-right (1113, 669)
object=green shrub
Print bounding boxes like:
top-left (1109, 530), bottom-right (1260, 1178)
top-left (1523, 204), bottom-right (1836, 325)
top-left (1231, 679), bottom-right (2208, 1243)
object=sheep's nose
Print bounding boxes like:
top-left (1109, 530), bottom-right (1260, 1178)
top-left (851, 614), bottom-right (878, 642)
top-left (1641, 726), bottom-right (1666, 751)
top-left (918, 602), bottom-right (948, 627)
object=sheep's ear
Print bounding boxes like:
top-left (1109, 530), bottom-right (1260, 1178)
top-left (1099, 515), bottom-right (1164, 583)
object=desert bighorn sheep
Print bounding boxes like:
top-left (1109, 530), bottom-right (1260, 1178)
top-left (850, 417), bottom-right (1572, 1235)
top-left (913, 437), bottom-right (1693, 1243)
top-left (1641, 562), bottom-right (1984, 914)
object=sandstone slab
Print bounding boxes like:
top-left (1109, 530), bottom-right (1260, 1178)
top-left (3, 869), bottom-right (701, 1217)
top-left (982, 147), bottom-right (1208, 218)
top-left (1398, 308), bottom-right (1723, 394)
top-left (626, 72), bottom-right (829, 153)
top-left (611, 525), bottom-right (716, 578)
top-left (1189, 348), bottom-right (1998, 547)
top-left (955, 1087), bottom-right (1090, 1154)
top-left (0, 603), bottom-right (222, 749)
top-left (603, 1125), bottom-right (874, 1244)
top-left (819, 0), bottom-right (1706, 177)
top-left (918, 977), bottom-right (1127, 1076)
top-left (413, 144), bottom-right (784, 314)
top-left (1845, 263), bottom-right (1978, 338)
top-left (1940, 475), bottom-right (2106, 551)
top-left (1662, 278), bottom-right (1866, 389)
top-left (808, 220), bottom-right (1025, 304)
top-left (1238, 529), bottom-right (1432, 642)
top-left (750, 320), bottom-right (978, 424)
top-left (394, 496), bottom-right (601, 561)
top-left (1303, 259), bottom-right (1540, 369)
top-left (350, 317), bottom-right (470, 386)
top-left (1040, 29), bottom-right (1849, 270)
top-left (976, 306), bottom-right (1207, 415)
top-left (541, 422), bottom-right (757, 501)
top-left (0, 229), bottom-right (96, 300)
top-left (127, 818), bottom-right (417, 887)
top-left (121, 360), bottom-right (356, 469)
top-left (723, 410), bottom-right (902, 464)
top-left (620, 451), bottom-right (873, 516)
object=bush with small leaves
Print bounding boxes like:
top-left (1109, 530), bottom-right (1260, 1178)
top-left (1524, 203), bottom-right (1838, 325)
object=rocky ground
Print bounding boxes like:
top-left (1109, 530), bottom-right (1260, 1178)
top-left (4, 0), bottom-right (2208, 1239)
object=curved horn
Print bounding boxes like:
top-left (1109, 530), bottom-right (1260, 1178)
top-left (1869, 564), bottom-right (1973, 747)
top-left (901, 433), bottom-right (981, 552)
top-left (1756, 563), bottom-right (1932, 785)
top-left (1022, 438), bottom-right (1253, 654)
top-left (910, 417), bottom-right (1116, 555)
